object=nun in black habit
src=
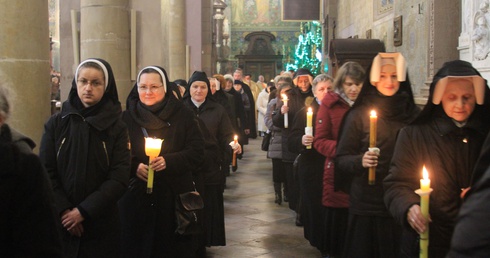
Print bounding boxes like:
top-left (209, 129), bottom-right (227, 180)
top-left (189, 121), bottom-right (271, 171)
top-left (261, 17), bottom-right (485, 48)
top-left (335, 53), bottom-right (420, 257)
top-left (384, 60), bottom-right (490, 258)
top-left (40, 58), bottom-right (131, 258)
top-left (119, 66), bottom-right (204, 257)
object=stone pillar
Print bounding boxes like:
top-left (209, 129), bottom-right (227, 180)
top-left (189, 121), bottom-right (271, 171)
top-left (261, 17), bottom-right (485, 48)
top-left (0, 0), bottom-right (51, 148)
top-left (213, 0), bottom-right (227, 74)
top-left (80, 0), bottom-right (131, 106)
top-left (161, 0), bottom-right (186, 80)
top-left (416, 0), bottom-right (461, 106)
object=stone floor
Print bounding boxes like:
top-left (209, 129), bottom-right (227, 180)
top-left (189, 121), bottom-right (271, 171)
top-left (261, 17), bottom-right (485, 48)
top-left (206, 138), bottom-right (322, 258)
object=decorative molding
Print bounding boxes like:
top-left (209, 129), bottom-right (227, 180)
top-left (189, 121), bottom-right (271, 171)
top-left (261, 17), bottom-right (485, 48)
top-left (429, 0), bottom-right (434, 79)
top-left (394, 15), bottom-right (402, 46)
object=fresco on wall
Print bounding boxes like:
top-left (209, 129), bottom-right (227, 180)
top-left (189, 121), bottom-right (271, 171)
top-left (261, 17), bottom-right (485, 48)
top-left (225, 0), bottom-right (301, 66)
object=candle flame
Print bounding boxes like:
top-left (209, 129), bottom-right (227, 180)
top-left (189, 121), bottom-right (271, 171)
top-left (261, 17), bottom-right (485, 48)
top-left (281, 94), bottom-right (288, 101)
top-left (423, 166), bottom-right (429, 180)
top-left (308, 107), bottom-right (312, 113)
top-left (234, 135), bottom-right (238, 141)
top-left (370, 110), bottom-right (377, 117)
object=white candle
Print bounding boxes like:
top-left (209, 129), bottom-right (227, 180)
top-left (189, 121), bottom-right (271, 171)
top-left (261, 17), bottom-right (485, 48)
top-left (282, 94), bottom-right (289, 128)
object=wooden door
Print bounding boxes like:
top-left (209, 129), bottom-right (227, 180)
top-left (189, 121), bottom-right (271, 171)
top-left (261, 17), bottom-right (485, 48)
top-left (245, 62), bottom-right (276, 83)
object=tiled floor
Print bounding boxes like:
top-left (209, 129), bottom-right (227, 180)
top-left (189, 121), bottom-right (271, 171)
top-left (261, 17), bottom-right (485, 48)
top-left (206, 138), bottom-right (322, 258)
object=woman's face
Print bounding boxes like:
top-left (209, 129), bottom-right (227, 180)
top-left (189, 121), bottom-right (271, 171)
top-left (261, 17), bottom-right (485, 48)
top-left (233, 83), bottom-right (242, 92)
top-left (76, 67), bottom-right (105, 107)
top-left (209, 78), bottom-right (217, 95)
top-left (190, 81), bottom-right (208, 102)
top-left (441, 79), bottom-right (476, 123)
top-left (297, 76), bottom-right (311, 92)
top-left (342, 76), bottom-right (363, 101)
top-left (314, 80), bottom-right (332, 102)
top-left (225, 80), bottom-right (233, 90)
top-left (138, 72), bottom-right (165, 106)
top-left (374, 64), bottom-right (400, 96)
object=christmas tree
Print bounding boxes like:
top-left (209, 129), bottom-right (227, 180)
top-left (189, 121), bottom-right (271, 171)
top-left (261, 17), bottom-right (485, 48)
top-left (285, 21), bottom-right (323, 75)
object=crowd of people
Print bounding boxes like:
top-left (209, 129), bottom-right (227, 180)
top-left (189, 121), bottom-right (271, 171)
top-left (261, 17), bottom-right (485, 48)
top-left (3, 54), bottom-right (490, 258)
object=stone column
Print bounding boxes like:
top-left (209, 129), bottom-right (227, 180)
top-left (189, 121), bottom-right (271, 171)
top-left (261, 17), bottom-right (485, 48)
top-left (80, 0), bottom-right (131, 107)
top-left (162, 0), bottom-right (186, 80)
top-left (0, 0), bottom-right (51, 149)
top-left (213, 0), bottom-right (227, 75)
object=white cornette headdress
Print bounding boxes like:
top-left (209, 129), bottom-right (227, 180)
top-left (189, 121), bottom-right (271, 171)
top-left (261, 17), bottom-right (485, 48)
top-left (137, 66), bottom-right (168, 92)
top-left (370, 52), bottom-right (407, 85)
top-left (75, 59), bottom-right (109, 90)
top-left (432, 76), bottom-right (485, 105)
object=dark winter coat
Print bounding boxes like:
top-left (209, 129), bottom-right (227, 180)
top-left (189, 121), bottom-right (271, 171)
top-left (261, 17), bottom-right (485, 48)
top-left (384, 60), bottom-right (490, 258)
top-left (289, 100), bottom-right (326, 251)
top-left (266, 98), bottom-right (282, 159)
top-left (272, 87), bottom-right (306, 162)
top-left (183, 98), bottom-right (234, 185)
top-left (40, 58), bottom-right (130, 258)
top-left (448, 153), bottom-right (490, 258)
top-left (0, 124), bottom-right (35, 153)
top-left (119, 68), bottom-right (204, 258)
top-left (335, 69), bottom-right (420, 216)
top-left (0, 124), bottom-right (63, 257)
top-left (313, 92), bottom-right (350, 208)
top-left (224, 86), bottom-right (248, 145)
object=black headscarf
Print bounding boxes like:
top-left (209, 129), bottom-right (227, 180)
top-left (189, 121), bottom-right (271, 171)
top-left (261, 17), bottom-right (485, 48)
top-left (412, 60), bottom-right (490, 125)
top-left (126, 65), bottom-right (179, 130)
top-left (62, 58), bottom-right (121, 131)
top-left (183, 71), bottom-right (214, 101)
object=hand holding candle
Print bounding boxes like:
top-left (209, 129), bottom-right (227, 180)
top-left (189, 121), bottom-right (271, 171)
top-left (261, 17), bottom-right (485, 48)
top-left (415, 166), bottom-right (433, 258)
top-left (305, 107), bottom-right (313, 149)
top-left (145, 137), bottom-right (164, 194)
top-left (282, 94), bottom-right (289, 128)
top-left (368, 110), bottom-right (377, 185)
top-left (232, 135), bottom-right (238, 167)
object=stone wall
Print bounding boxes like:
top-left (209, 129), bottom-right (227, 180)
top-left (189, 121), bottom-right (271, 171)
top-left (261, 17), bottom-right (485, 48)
top-left (335, 0), bottom-right (453, 99)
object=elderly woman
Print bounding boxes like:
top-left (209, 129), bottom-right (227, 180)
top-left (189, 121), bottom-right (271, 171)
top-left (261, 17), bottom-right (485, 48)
top-left (313, 62), bottom-right (365, 257)
top-left (0, 85), bottom-right (62, 257)
top-left (289, 73), bottom-right (333, 254)
top-left (384, 60), bottom-right (490, 258)
top-left (335, 53), bottom-right (420, 257)
top-left (40, 58), bottom-right (130, 258)
top-left (183, 71), bottom-right (241, 249)
top-left (118, 66), bottom-right (204, 257)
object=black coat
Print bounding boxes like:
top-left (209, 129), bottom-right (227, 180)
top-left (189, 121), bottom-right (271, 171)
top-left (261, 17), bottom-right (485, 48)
top-left (289, 101), bottom-right (326, 251)
top-left (448, 155), bottom-right (490, 257)
top-left (184, 98), bottom-right (234, 185)
top-left (336, 94), bottom-right (419, 216)
top-left (0, 124), bottom-right (63, 257)
top-left (384, 60), bottom-right (490, 258)
top-left (40, 58), bottom-right (130, 258)
top-left (384, 114), bottom-right (488, 257)
top-left (119, 74), bottom-right (205, 257)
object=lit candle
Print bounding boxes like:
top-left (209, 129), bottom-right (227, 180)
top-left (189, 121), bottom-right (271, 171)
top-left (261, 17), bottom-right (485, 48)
top-left (305, 107), bottom-right (313, 149)
top-left (232, 135), bottom-right (238, 167)
top-left (144, 137), bottom-right (164, 194)
top-left (306, 107), bottom-right (313, 127)
top-left (418, 166), bottom-right (432, 258)
top-left (282, 94), bottom-right (289, 128)
top-left (368, 110), bottom-right (377, 185)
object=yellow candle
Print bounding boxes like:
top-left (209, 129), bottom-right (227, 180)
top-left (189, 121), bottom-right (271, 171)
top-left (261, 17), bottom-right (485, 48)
top-left (232, 135), bottom-right (238, 167)
top-left (282, 94), bottom-right (289, 128)
top-left (306, 107), bottom-right (313, 149)
top-left (306, 107), bottom-right (313, 127)
top-left (419, 166), bottom-right (431, 258)
top-left (368, 110), bottom-right (377, 185)
top-left (144, 137), bottom-right (163, 194)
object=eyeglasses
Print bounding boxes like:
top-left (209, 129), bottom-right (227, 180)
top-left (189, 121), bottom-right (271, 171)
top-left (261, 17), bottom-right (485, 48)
top-left (138, 85), bottom-right (164, 93)
top-left (77, 79), bottom-right (104, 87)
